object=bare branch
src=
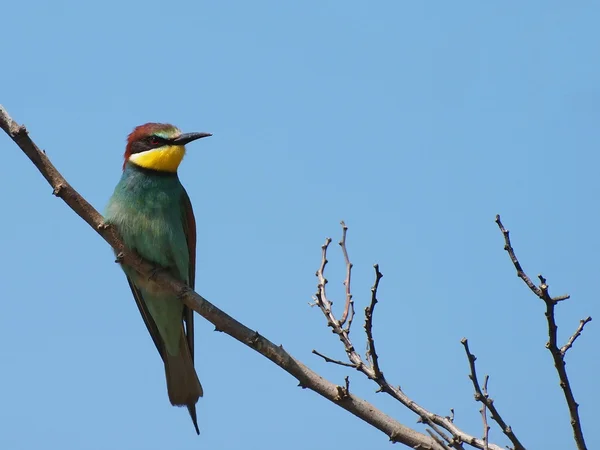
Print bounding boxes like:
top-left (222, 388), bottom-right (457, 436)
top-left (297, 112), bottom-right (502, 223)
top-left (426, 429), bottom-right (453, 450)
top-left (365, 264), bottom-right (383, 379)
top-left (481, 376), bottom-right (490, 450)
top-left (495, 215), bottom-right (589, 450)
top-left (312, 349), bottom-right (358, 368)
top-left (495, 216), bottom-right (540, 295)
top-left (338, 221), bottom-right (355, 330)
top-left (1, 105), bottom-right (442, 450)
top-left (461, 338), bottom-right (525, 450)
top-left (423, 420), bottom-right (466, 450)
top-left (561, 317), bottom-right (592, 357)
top-left (495, 215), bottom-right (570, 304)
top-left (312, 222), bottom-right (505, 450)
top-left (314, 234), bottom-right (365, 370)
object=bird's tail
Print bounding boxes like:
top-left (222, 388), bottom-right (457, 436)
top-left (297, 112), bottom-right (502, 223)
top-left (164, 330), bottom-right (203, 434)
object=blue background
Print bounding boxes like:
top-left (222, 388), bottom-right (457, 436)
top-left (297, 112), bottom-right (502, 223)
top-left (1, 2), bottom-right (598, 449)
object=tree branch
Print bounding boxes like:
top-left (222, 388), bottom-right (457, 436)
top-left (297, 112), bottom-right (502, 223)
top-left (0, 105), bottom-right (441, 450)
top-left (312, 349), bottom-right (358, 368)
top-left (495, 215), bottom-right (589, 450)
top-left (365, 264), bottom-right (383, 378)
top-left (461, 339), bottom-right (524, 450)
top-left (560, 317), bottom-right (592, 357)
top-left (480, 376), bottom-right (490, 450)
top-left (313, 223), bottom-right (505, 450)
top-left (338, 220), bottom-right (355, 330)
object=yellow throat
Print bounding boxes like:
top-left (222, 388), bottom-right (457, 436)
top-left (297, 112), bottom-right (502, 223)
top-left (129, 145), bottom-right (186, 173)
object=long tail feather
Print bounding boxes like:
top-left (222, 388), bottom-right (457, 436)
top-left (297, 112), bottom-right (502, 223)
top-left (164, 330), bottom-right (203, 434)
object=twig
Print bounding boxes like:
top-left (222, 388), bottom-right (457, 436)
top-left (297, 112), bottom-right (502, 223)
top-left (314, 235), bottom-right (364, 371)
top-left (335, 376), bottom-right (351, 401)
top-left (312, 349), bottom-right (358, 368)
top-left (447, 409), bottom-right (455, 423)
top-left (561, 317), bottom-right (592, 357)
top-left (495, 215), bottom-right (588, 450)
top-left (0, 105), bottom-right (442, 450)
top-left (339, 221), bottom-right (355, 330)
top-left (461, 338), bottom-right (525, 450)
top-left (423, 420), bottom-right (466, 450)
top-left (426, 430), bottom-right (453, 450)
top-left (312, 222), bottom-right (504, 450)
top-left (495, 216), bottom-right (543, 298)
top-left (365, 264), bottom-right (383, 379)
top-left (481, 376), bottom-right (490, 450)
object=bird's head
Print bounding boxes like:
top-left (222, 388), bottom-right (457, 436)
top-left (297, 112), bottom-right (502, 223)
top-left (124, 123), bottom-right (211, 172)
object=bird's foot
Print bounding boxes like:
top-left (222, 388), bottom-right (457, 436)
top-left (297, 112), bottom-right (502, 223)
top-left (148, 266), bottom-right (165, 282)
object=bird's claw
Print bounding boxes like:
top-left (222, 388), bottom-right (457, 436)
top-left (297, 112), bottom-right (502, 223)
top-left (148, 267), bottom-right (164, 282)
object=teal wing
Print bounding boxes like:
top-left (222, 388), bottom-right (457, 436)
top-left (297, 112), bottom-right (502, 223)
top-left (181, 187), bottom-right (199, 433)
top-left (181, 188), bottom-right (197, 361)
top-left (126, 188), bottom-right (197, 362)
top-left (127, 277), bottom-right (166, 358)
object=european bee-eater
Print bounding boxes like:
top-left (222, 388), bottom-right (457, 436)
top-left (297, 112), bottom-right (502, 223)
top-left (104, 123), bottom-right (211, 434)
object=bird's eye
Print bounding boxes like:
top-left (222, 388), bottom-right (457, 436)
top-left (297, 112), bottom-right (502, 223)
top-left (150, 136), bottom-right (162, 145)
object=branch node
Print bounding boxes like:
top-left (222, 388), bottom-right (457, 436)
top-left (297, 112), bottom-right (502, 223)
top-left (176, 285), bottom-right (191, 300)
top-left (52, 183), bottom-right (64, 196)
top-left (335, 376), bottom-right (351, 401)
top-left (447, 408), bottom-right (455, 423)
top-left (247, 331), bottom-right (261, 347)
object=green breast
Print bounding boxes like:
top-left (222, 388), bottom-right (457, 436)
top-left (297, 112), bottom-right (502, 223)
top-left (105, 163), bottom-right (189, 283)
top-left (105, 163), bottom-right (191, 355)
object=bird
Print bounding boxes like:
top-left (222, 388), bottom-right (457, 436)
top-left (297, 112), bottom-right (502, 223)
top-left (104, 123), bottom-right (211, 434)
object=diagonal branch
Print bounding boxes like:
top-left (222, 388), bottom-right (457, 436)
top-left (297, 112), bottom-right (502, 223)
top-left (0, 105), bottom-right (441, 450)
top-left (461, 339), bottom-right (524, 450)
top-left (495, 215), bottom-right (589, 450)
top-left (561, 317), bottom-right (592, 357)
top-left (312, 349), bottom-right (358, 368)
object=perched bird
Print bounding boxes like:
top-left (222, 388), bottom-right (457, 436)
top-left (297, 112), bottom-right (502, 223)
top-left (104, 123), bottom-right (211, 434)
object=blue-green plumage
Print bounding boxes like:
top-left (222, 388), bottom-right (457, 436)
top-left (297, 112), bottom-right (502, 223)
top-left (105, 163), bottom-right (189, 355)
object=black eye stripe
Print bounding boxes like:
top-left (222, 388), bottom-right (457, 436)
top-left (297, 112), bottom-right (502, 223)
top-left (149, 136), bottom-right (164, 144)
top-left (130, 136), bottom-right (169, 154)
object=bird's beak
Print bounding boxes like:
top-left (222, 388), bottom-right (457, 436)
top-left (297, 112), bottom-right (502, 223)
top-left (172, 132), bottom-right (212, 145)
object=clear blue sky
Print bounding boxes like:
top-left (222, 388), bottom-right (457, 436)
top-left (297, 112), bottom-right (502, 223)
top-left (1, 2), bottom-right (598, 449)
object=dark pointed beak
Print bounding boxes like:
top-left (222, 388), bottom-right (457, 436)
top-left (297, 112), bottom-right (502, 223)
top-left (172, 132), bottom-right (212, 145)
